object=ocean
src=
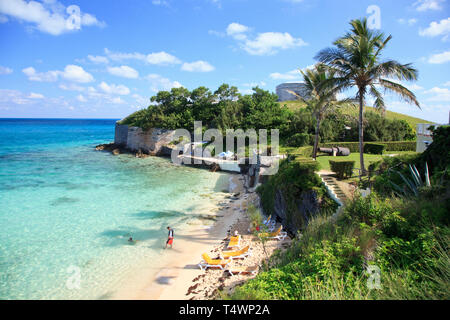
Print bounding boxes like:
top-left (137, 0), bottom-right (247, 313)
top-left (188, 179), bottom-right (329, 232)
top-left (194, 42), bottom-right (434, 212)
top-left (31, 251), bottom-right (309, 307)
top-left (0, 119), bottom-right (230, 299)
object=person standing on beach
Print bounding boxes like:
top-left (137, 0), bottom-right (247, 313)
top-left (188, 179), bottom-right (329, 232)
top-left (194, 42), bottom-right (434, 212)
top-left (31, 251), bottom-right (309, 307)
top-left (165, 226), bottom-right (174, 249)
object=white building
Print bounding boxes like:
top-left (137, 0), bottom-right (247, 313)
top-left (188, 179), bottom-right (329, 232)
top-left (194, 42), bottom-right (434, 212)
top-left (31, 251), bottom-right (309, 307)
top-left (416, 123), bottom-right (439, 153)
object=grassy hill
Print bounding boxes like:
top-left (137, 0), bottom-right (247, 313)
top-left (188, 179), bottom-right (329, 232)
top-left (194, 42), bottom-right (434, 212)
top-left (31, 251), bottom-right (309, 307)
top-left (280, 100), bottom-right (433, 131)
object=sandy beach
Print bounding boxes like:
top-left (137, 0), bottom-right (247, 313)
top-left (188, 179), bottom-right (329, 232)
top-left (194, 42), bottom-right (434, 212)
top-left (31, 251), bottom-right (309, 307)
top-left (111, 173), bottom-right (289, 300)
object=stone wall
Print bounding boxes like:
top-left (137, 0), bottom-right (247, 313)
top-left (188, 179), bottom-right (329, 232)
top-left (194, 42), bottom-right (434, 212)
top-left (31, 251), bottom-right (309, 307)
top-left (114, 122), bottom-right (176, 155)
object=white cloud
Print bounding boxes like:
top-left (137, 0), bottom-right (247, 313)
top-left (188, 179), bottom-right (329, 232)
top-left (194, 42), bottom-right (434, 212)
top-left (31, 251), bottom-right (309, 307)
top-left (98, 81), bottom-right (130, 95)
top-left (22, 66), bottom-right (59, 82)
top-left (208, 29), bottom-right (225, 37)
top-left (419, 18), bottom-right (450, 41)
top-left (28, 92), bottom-right (44, 99)
top-left (107, 65), bottom-right (139, 79)
top-left (146, 73), bottom-right (182, 92)
top-left (59, 83), bottom-right (85, 91)
top-left (0, 66), bottom-right (13, 74)
top-left (413, 0), bottom-right (445, 11)
top-left (85, 85), bottom-right (127, 105)
top-left (243, 81), bottom-right (267, 87)
top-left (132, 93), bottom-right (148, 107)
top-left (270, 69), bottom-right (302, 80)
top-left (23, 65), bottom-right (93, 83)
top-left (0, 89), bottom-right (31, 105)
top-left (181, 60), bottom-right (215, 72)
top-left (76, 94), bottom-right (87, 102)
top-left (224, 22), bottom-right (307, 55)
top-left (428, 50), bottom-right (450, 64)
top-left (87, 55), bottom-right (109, 64)
top-left (226, 22), bottom-right (249, 39)
top-left (444, 81), bottom-right (450, 86)
top-left (61, 65), bottom-right (94, 83)
top-left (152, 0), bottom-right (169, 6)
top-left (110, 96), bottom-right (125, 104)
top-left (146, 51), bottom-right (181, 65)
top-left (0, 0), bottom-right (105, 36)
top-left (424, 87), bottom-right (450, 101)
top-left (104, 48), bottom-right (146, 61)
top-left (398, 18), bottom-right (418, 26)
top-left (104, 48), bottom-right (181, 66)
top-left (243, 32), bottom-right (307, 55)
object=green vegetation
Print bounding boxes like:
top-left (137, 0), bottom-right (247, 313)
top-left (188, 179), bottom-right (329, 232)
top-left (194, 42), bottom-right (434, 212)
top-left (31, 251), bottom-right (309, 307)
top-left (120, 85), bottom-right (292, 137)
top-left (316, 18), bottom-right (420, 174)
top-left (283, 100), bottom-right (431, 131)
top-left (120, 84), bottom-right (417, 149)
top-left (364, 143), bottom-right (386, 155)
top-left (292, 64), bottom-right (349, 159)
top-left (257, 159), bottom-right (338, 231)
top-left (318, 141), bottom-right (416, 152)
top-left (228, 125), bottom-right (449, 300)
top-left (329, 160), bottom-right (355, 179)
top-left (116, 15), bottom-right (446, 301)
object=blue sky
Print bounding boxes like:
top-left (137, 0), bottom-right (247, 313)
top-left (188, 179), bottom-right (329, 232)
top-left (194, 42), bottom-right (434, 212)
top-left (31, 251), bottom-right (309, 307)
top-left (0, 0), bottom-right (449, 123)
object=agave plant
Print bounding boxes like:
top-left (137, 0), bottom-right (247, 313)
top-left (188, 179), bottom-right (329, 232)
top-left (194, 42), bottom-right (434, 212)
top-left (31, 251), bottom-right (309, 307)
top-left (389, 162), bottom-right (430, 197)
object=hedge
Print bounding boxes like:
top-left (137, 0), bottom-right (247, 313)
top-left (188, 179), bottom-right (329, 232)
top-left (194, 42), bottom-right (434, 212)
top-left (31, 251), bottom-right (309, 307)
top-left (364, 143), bottom-right (386, 155)
top-left (329, 160), bottom-right (355, 179)
top-left (319, 141), bottom-right (416, 152)
top-left (286, 133), bottom-right (311, 147)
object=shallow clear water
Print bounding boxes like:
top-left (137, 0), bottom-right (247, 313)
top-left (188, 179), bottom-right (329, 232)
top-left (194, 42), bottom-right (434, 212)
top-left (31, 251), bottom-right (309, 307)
top-left (0, 119), bottom-right (229, 299)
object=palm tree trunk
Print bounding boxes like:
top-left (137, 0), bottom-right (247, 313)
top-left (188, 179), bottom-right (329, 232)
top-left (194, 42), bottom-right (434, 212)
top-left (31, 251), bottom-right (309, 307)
top-left (313, 116), bottom-right (320, 160)
top-left (358, 91), bottom-right (366, 175)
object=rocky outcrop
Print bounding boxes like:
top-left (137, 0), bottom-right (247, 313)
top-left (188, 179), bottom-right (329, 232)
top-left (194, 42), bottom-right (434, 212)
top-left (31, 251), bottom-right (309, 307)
top-left (95, 143), bottom-right (127, 155)
top-left (124, 126), bottom-right (175, 155)
top-left (271, 188), bottom-right (321, 235)
top-left (95, 142), bottom-right (150, 158)
top-left (97, 122), bottom-right (177, 157)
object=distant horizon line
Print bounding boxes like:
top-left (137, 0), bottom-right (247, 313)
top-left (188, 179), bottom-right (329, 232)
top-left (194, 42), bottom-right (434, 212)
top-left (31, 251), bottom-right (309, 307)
top-left (0, 117), bottom-right (121, 120)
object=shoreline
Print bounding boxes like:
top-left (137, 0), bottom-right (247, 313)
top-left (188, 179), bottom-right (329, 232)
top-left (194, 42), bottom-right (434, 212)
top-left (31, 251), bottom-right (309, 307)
top-left (110, 174), bottom-right (249, 300)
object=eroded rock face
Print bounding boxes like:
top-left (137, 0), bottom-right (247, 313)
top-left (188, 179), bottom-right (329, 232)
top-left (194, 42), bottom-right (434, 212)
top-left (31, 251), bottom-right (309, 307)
top-left (97, 123), bottom-right (177, 157)
top-left (271, 188), bottom-right (320, 234)
top-left (118, 124), bottom-right (176, 155)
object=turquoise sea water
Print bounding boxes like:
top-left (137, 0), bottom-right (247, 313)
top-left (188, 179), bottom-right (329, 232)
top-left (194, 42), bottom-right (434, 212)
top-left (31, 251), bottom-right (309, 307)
top-left (0, 119), bottom-right (229, 299)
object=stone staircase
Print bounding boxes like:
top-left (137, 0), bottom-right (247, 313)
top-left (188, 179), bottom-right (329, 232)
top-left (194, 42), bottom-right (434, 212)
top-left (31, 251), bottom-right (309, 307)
top-left (318, 173), bottom-right (349, 220)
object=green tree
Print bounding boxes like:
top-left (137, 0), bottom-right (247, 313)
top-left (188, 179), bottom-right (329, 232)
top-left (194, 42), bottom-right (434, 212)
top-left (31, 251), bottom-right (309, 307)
top-left (299, 64), bottom-right (350, 159)
top-left (316, 18), bottom-right (420, 174)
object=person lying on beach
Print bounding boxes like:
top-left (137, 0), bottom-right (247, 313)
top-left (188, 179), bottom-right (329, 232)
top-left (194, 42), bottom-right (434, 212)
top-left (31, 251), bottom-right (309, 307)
top-left (165, 226), bottom-right (174, 249)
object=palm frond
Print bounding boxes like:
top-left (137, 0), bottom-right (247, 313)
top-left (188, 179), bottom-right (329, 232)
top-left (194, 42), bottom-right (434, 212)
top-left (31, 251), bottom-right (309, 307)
top-left (379, 79), bottom-right (420, 108)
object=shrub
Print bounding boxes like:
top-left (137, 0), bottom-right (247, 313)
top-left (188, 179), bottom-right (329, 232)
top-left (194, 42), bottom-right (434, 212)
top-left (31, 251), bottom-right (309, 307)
top-left (319, 141), bottom-right (416, 152)
top-left (257, 159), bottom-right (336, 231)
top-left (286, 132), bottom-right (311, 147)
top-left (420, 125), bottom-right (450, 173)
top-left (329, 160), bottom-right (355, 179)
top-left (364, 143), bottom-right (386, 155)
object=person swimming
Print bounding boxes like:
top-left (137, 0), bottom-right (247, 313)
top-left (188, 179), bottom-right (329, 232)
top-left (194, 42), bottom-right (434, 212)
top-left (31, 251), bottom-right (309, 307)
top-left (128, 237), bottom-right (138, 244)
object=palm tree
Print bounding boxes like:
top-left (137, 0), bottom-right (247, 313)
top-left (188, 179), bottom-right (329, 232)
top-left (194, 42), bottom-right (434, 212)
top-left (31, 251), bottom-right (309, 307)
top-left (315, 18), bottom-right (420, 174)
top-left (287, 64), bottom-right (349, 160)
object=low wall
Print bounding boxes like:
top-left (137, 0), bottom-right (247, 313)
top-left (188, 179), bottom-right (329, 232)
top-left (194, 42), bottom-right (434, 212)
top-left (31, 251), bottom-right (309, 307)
top-left (114, 122), bottom-right (176, 155)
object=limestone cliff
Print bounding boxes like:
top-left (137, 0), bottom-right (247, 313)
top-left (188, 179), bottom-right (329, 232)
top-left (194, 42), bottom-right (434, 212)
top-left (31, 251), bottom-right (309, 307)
top-left (114, 123), bottom-right (176, 156)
